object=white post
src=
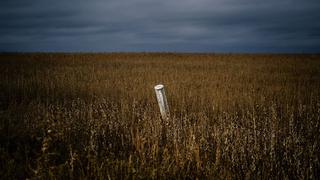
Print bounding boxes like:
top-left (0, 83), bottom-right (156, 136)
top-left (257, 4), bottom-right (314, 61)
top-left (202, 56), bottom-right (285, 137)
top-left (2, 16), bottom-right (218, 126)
top-left (154, 84), bottom-right (170, 120)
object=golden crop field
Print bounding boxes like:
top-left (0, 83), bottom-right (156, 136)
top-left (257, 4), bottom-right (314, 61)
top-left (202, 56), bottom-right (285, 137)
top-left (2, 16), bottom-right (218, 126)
top-left (0, 53), bottom-right (319, 179)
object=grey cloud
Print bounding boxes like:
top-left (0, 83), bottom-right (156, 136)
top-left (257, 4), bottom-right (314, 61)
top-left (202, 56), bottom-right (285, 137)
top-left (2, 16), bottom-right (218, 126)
top-left (0, 0), bottom-right (319, 52)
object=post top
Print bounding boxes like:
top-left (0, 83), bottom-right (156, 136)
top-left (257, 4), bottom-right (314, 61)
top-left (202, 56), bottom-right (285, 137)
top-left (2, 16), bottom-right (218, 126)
top-left (154, 84), bottom-right (164, 90)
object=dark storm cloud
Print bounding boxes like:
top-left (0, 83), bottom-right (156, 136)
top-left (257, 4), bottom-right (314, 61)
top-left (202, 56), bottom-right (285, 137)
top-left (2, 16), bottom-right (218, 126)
top-left (0, 0), bottom-right (319, 52)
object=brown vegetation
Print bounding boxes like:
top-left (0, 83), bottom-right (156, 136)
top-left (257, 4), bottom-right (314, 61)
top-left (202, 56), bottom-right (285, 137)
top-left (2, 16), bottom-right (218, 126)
top-left (0, 53), bottom-right (319, 179)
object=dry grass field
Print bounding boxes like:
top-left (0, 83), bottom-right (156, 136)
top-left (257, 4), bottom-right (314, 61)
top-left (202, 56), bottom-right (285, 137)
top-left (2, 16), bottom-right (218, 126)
top-left (0, 53), bottom-right (319, 179)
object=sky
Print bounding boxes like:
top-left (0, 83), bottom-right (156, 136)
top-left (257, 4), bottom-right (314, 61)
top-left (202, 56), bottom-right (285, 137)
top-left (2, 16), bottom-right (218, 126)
top-left (0, 0), bottom-right (320, 53)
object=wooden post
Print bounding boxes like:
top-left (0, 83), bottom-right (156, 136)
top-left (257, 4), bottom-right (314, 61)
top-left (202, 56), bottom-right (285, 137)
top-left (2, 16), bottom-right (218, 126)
top-left (154, 84), bottom-right (170, 120)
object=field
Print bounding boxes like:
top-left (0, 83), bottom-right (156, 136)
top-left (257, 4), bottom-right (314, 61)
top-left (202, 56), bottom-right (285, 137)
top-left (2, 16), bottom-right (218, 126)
top-left (0, 53), bottom-right (319, 179)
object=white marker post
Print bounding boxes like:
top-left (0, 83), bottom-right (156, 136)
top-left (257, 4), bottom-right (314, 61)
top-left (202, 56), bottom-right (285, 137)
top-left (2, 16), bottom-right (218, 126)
top-left (154, 84), bottom-right (170, 120)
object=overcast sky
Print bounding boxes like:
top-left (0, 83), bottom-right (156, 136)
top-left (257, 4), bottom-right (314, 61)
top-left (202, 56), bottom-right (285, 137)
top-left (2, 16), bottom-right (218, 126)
top-left (1, 0), bottom-right (320, 53)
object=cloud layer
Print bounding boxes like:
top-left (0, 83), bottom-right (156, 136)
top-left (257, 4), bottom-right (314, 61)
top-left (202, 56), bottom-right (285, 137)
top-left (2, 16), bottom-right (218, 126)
top-left (1, 0), bottom-right (320, 52)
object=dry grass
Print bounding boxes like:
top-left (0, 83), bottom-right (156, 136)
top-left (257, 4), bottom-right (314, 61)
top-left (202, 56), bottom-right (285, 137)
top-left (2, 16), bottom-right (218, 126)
top-left (0, 53), bottom-right (319, 179)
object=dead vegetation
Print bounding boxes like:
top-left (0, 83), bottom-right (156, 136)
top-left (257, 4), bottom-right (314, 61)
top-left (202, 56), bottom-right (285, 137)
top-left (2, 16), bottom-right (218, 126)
top-left (0, 53), bottom-right (319, 179)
